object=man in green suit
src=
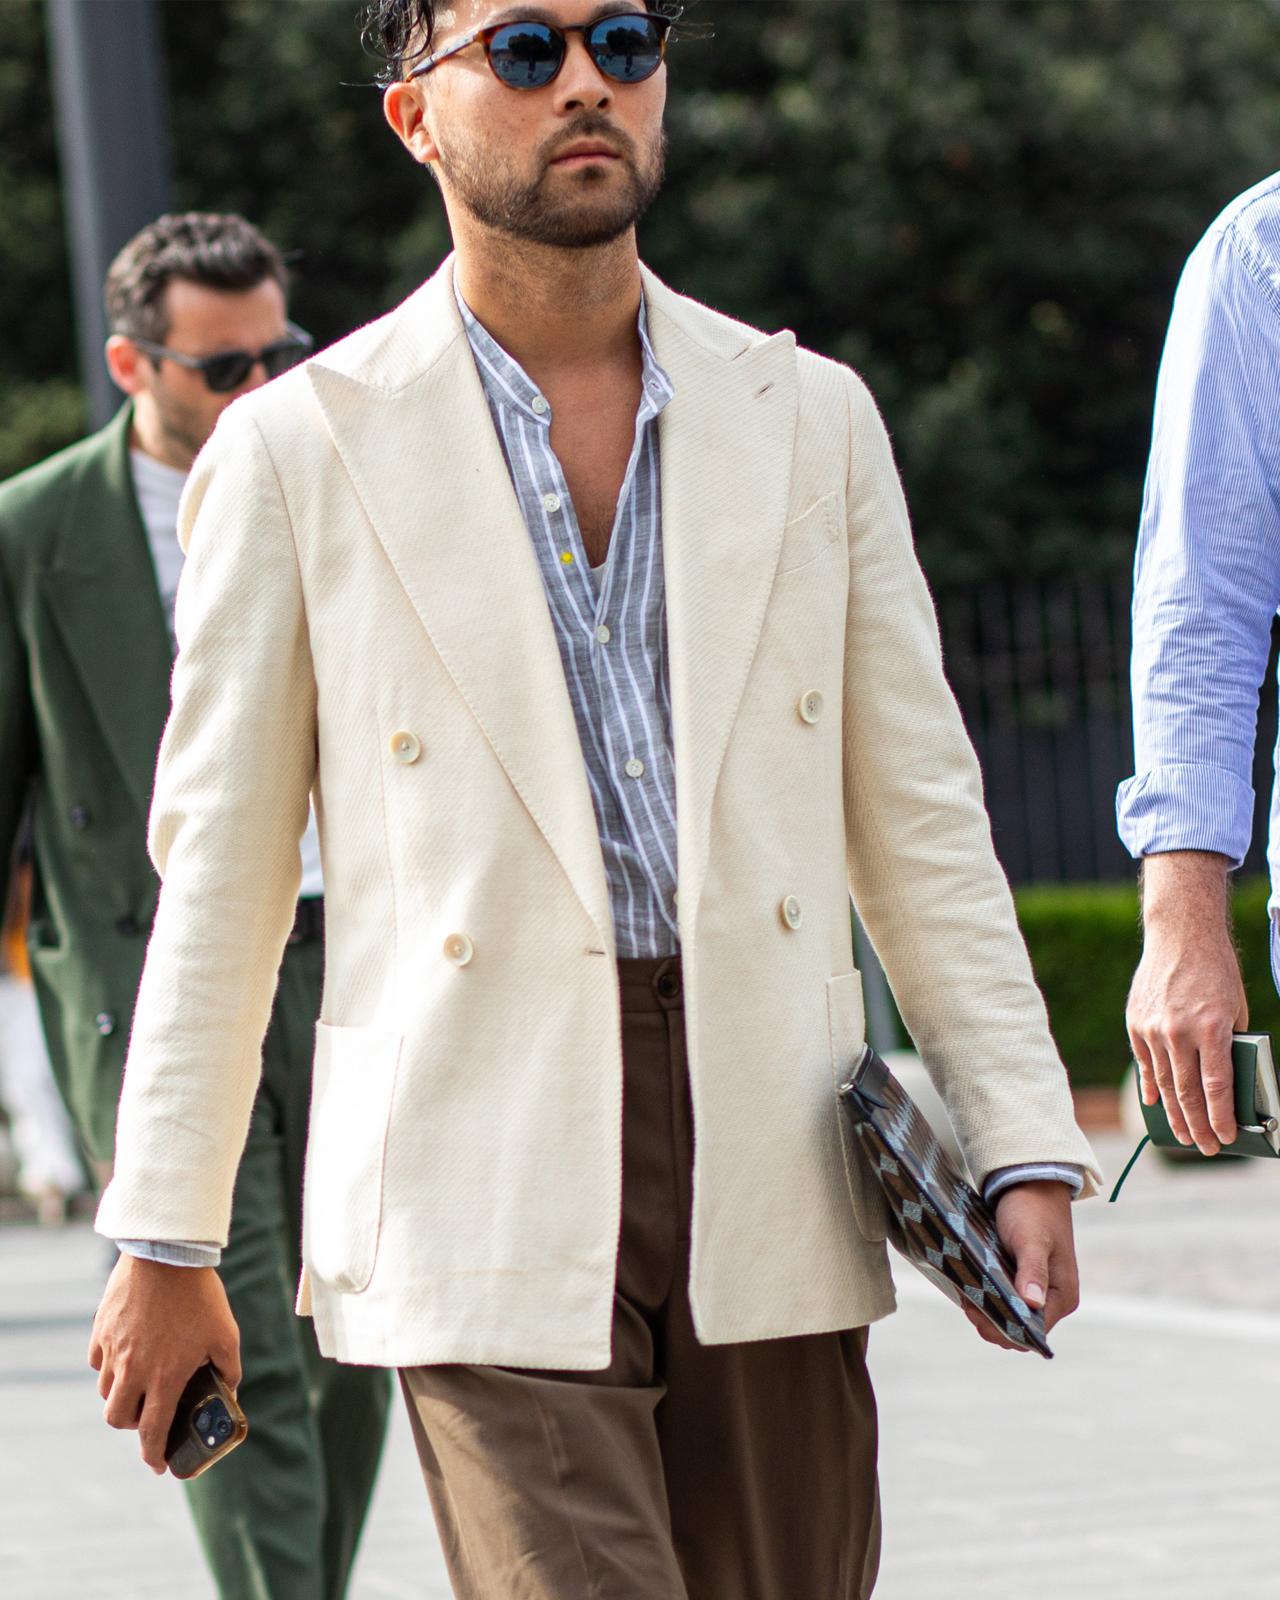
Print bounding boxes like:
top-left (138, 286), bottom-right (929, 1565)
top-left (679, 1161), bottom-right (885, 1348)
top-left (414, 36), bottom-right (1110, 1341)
top-left (0, 212), bottom-right (389, 1598)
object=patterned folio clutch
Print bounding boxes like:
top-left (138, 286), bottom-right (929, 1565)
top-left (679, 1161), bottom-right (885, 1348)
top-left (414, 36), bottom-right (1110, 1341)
top-left (838, 1045), bottom-right (1053, 1360)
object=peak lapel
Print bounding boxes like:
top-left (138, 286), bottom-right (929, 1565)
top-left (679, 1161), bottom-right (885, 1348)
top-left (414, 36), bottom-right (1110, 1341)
top-left (643, 277), bottom-right (799, 925)
top-left (41, 409), bottom-right (172, 816)
top-left (307, 279), bottom-right (614, 948)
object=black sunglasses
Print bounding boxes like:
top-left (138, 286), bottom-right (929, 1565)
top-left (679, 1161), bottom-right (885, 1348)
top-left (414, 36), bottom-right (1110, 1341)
top-left (131, 322), bottom-right (314, 394)
top-left (409, 9), bottom-right (677, 91)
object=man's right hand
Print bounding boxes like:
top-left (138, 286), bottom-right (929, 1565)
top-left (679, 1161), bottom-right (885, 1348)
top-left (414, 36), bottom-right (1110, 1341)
top-left (88, 1253), bottom-right (241, 1475)
top-left (1126, 850), bottom-right (1249, 1157)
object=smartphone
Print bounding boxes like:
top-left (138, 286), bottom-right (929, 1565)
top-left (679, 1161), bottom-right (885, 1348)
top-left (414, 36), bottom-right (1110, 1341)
top-left (164, 1362), bottom-right (248, 1480)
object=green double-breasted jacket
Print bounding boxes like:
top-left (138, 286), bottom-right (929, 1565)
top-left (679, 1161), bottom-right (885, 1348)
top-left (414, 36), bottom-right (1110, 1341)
top-left (0, 405), bottom-right (172, 1159)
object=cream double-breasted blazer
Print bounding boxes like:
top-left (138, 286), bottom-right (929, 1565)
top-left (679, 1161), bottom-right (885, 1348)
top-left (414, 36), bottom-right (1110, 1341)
top-left (96, 259), bottom-right (1100, 1368)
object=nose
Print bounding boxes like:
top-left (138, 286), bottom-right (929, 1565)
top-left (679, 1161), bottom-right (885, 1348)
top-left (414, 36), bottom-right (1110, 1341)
top-left (239, 359), bottom-right (271, 394)
top-left (552, 34), bottom-right (614, 113)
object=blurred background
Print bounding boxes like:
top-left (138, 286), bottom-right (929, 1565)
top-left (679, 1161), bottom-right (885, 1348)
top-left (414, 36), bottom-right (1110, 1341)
top-left (5, 2), bottom-right (1280, 1596)
top-left (8, 0), bottom-right (1280, 1096)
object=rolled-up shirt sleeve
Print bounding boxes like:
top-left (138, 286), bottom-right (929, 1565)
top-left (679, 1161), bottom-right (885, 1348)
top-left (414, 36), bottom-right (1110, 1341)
top-left (1117, 221), bottom-right (1280, 866)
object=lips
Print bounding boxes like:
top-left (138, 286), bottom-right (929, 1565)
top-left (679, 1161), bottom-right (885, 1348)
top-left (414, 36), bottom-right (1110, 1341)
top-left (550, 143), bottom-right (622, 165)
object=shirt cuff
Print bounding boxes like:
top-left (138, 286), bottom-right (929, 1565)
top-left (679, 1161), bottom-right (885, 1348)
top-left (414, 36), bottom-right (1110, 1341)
top-left (116, 1238), bottom-right (223, 1268)
top-left (982, 1164), bottom-right (1085, 1205)
top-left (1116, 763), bottom-right (1254, 868)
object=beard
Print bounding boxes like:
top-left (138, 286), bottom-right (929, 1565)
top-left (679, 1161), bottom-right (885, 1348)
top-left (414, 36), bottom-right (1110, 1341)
top-left (435, 115), bottom-right (666, 249)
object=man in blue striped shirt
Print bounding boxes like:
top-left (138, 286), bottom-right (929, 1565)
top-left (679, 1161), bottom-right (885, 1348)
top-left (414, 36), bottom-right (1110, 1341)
top-left (1120, 172), bottom-right (1280, 1156)
top-left (90, 2), bottom-right (1097, 1595)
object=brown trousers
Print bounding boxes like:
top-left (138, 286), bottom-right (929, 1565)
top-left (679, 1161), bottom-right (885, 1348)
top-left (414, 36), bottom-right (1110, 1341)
top-left (400, 956), bottom-right (881, 1600)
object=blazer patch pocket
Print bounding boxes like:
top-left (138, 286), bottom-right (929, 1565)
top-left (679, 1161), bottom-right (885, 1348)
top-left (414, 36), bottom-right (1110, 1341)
top-left (826, 971), bottom-right (888, 1243)
top-left (303, 1021), bottom-right (403, 1294)
top-left (776, 493), bottom-right (842, 577)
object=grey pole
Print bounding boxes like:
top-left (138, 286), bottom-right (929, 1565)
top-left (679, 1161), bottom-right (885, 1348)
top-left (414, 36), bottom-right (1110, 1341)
top-left (46, 0), bottom-right (173, 429)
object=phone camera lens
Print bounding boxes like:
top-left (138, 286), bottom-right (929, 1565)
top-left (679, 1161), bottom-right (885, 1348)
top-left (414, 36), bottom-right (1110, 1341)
top-left (194, 1406), bottom-right (214, 1435)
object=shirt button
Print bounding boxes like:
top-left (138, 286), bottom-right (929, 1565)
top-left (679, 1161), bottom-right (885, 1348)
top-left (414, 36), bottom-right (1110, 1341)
top-left (595, 624), bottom-right (611, 645)
top-left (95, 1010), bottom-right (117, 1037)
top-left (543, 492), bottom-right (562, 514)
top-left (390, 730), bottom-right (422, 764)
top-left (799, 690), bottom-right (824, 725)
top-left (531, 395), bottom-right (550, 416)
top-left (780, 896), bottom-right (803, 931)
top-left (444, 933), bottom-right (474, 967)
top-left (625, 758), bottom-right (645, 779)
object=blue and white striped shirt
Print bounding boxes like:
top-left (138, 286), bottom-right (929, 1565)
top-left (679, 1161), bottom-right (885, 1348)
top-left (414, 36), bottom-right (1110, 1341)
top-left (1117, 171), bottom-right (1280, 961)
top-left (458, 287), bottom-right (679, 960)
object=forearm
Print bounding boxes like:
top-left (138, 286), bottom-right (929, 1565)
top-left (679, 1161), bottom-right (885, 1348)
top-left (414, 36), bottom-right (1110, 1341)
top-left (1139, 850), bottom-right (1233, 945)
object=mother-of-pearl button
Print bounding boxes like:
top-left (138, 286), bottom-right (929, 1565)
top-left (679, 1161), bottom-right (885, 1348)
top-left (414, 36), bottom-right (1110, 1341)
top-left (799, 691), bottom-right (824, 725)
top-left (390, 730), bottom-right (422, 764)
top-left (625, 758), bottom-right (645, 779)
top-left (444, 933), bottom-right (474, 966)
top-left (780, 896), bottom-right (803, 930)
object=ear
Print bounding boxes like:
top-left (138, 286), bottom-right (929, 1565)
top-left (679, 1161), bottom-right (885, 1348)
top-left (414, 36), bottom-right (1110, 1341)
top-left (104, 335), bottom-right (148, 397)
top-left (383, 81), bottom-right (440, 167)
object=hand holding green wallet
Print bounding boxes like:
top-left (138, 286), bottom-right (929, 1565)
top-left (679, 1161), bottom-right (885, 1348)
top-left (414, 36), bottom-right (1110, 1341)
top-left (1110, 1034), bottom-right (1280, 1201)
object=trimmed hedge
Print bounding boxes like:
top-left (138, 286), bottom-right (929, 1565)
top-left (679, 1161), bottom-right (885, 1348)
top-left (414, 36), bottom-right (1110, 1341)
top-left (1014, 877), bottom-right (1280, 1088)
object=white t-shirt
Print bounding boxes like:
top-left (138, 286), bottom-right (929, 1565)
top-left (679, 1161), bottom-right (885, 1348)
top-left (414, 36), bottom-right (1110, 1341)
top-left (130, 450), bottom-right (325, 899)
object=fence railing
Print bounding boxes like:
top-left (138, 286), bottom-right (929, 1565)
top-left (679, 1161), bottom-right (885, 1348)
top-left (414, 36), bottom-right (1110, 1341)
top-left (934, 572), bottom-right (1278, 886)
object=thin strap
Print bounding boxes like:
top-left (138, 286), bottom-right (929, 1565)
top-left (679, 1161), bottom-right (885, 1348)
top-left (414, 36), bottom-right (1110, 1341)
top-left (1108, 1134), bottom-right (1150, 1203)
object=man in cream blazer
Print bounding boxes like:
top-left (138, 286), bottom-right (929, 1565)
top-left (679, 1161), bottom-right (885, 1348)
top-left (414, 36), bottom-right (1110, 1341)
top-left (92, 2), bottom-right (1100, 1594)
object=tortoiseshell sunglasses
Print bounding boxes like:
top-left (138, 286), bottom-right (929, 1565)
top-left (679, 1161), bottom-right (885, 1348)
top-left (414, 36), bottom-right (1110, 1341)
top-left (408, 10), bottom-right (677, 90)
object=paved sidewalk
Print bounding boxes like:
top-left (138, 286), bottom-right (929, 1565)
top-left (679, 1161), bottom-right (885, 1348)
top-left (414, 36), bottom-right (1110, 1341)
top-left (4, 1130), bottom-right (1279, 1598)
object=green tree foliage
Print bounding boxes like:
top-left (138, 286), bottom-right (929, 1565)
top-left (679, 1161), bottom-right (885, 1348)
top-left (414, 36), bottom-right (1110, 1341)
top-left (0, 0), bottom-right (83, 480)
top-left (6, 0), bottom-right (1280, 579)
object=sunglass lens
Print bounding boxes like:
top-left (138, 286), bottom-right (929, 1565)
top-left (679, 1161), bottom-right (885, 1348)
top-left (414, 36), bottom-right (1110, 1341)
top-left (203, 355), bottom-right (253, 394)
top-left (262, 340), bottom-right (310, 380)
top-left (588, 14), bottom-right (664, 83)
top-left (489, 22), bottom-right (564, 88)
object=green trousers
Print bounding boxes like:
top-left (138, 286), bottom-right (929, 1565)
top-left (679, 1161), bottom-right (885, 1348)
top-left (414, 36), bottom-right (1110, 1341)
top-left (184, 933), bottom-right (391, 1599)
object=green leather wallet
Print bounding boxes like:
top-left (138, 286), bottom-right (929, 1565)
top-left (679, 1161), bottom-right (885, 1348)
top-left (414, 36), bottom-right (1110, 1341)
top-left (1110, 1033), bottom-right (1280, 1200)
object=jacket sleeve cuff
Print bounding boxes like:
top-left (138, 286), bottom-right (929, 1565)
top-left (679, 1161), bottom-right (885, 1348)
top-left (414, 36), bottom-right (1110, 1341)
top-left (982, 1163), bottom-right (1085, 1205)
top-left (116, 1238), bottom-right (223, 1268)
top-left (1115, 763), bottom-right (1255, 867)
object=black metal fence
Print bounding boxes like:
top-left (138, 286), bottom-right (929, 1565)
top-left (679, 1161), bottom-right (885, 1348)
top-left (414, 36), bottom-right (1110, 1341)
top-left (935, 573), bottom-right (1279, 886)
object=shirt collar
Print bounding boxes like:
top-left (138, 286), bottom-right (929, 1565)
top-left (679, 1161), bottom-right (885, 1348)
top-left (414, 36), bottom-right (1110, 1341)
top-left (455, 279), bottom-right (674, 426)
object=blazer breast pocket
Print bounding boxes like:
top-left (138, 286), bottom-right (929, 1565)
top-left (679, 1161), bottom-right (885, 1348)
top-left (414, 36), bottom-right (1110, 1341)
top-left (776, 492), bottom-right (842, 577)
top-left (303, 1021), bottom-right (403, 1294)
top-left (826, 971), bottom-right (888, 1243)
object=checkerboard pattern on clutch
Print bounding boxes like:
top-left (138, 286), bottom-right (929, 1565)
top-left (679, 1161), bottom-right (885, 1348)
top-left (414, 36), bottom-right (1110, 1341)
top-left (838, 1047), bottom-right (1053, 1359)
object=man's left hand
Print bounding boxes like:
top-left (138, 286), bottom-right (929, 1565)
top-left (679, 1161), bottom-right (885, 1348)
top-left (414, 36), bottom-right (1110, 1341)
top-left (960, 1179), bottom-right (1080, 1352)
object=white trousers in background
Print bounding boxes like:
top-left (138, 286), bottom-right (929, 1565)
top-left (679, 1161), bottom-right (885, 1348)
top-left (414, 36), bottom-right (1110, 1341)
top-left (0, 973), bottom-right (82, 1194)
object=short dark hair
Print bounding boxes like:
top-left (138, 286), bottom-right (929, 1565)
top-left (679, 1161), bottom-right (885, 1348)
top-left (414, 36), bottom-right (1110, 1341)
top-left (104, 212), bottom-right (288, 345)
top-left (360, 1), bottom-right (684, 86)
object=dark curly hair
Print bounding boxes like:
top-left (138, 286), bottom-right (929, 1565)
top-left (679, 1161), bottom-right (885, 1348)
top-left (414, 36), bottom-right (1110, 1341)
top-left (360, 1), bottom-right (686, 86)
top-left (104, 212), bottom-right (288, 344)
